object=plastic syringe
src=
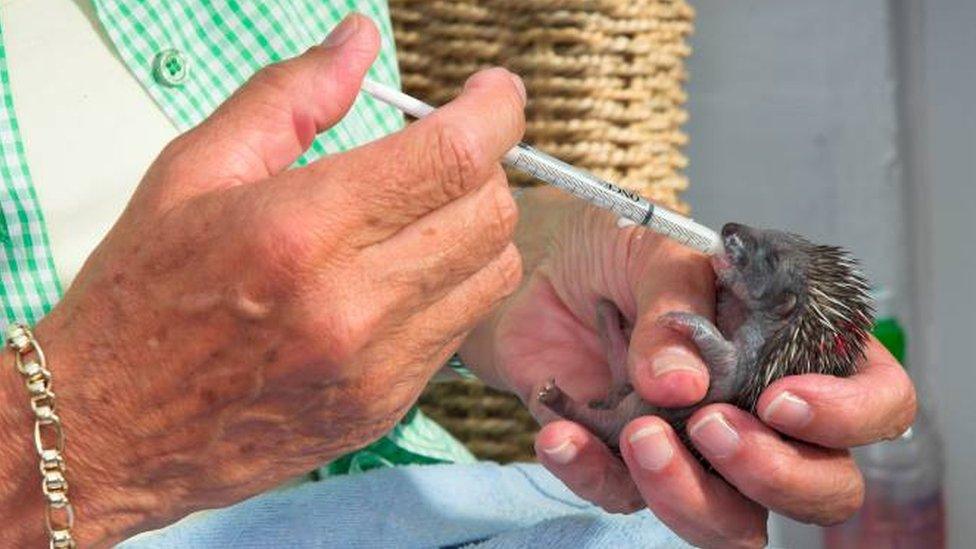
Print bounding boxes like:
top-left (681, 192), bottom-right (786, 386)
top-left (361, 79), bottom-right (723, 256)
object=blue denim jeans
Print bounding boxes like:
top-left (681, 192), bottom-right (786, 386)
top-left (120, 462), bottom-right (690, 548)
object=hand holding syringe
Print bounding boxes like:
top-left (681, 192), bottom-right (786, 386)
top-left (361, 79), bottom-right (723, 256)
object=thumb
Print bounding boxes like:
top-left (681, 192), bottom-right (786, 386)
top-left (151, 14), bottom-right (380, 205)
top-left (626, 239), bottom-right (715, 407)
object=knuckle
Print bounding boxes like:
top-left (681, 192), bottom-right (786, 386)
top-left (250, 62), bottom-right (301, 96)
top-left (503, 88), bottom-right (527, 137)
top-left (426, 120), bottom-right (487, 197)
top-left (829, 474), bottom-right (865, 524)
top-left (495, 245), bottom-right (524, 295)
top-left (714, 533), bottom-right (767, 549)
top-left (158, 132), bottom-right (192, 163)
top-left (251, 212), bottom-right (318, 278)
top-left (806, 471), bottom-right (865, 526)
top-left (353, 363), bottom-right (421, 420)
top-left (308, 302), bottom-right (384, 368)
top-left (384, 369), bottom-right (429, 414)
top-left (720, 511), bottom-right (770, 549)
top-left (470, 246), bottom-right (522, 310)
top-left (882, 376), bottom-right (918, 440)
top-left (713, 506), bottom-right (770, 549)
top-left (739, 531), bottom-right (769, 549)
top-left (469, 194), bottom-right (517, 264)
top-left (484, 179), bottom-right (519, 242)
top-left (512, 96), bottom-right (527, 135)
top-left (600, 494), bottom-right (643, 515)
top-left (152, 132), bottom-right (209, 184)
top-left (245, 212), bottom-right (385, 370)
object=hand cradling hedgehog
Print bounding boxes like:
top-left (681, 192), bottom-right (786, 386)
top-left (536, 222), bottom-right (874, 461)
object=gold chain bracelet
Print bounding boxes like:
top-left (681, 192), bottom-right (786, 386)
top-left (5, 323), bottom-right (76, 549)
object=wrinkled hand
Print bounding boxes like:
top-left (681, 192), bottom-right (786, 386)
top-left (3, 15), bottom-right (527, 546)
top-left (461, 189), bottom-right (917, 548)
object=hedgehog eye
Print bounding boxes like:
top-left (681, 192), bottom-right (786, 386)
top-left (774, 292), bottom-right (797, 316)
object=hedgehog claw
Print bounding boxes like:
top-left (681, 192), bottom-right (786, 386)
top-left (537, 378), bottom-right (560, 405)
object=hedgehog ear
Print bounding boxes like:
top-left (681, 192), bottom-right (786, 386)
top-left (774, 292), bottom-right (797, 316)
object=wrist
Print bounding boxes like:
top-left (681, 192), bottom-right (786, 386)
top-left (19, 314), bottom-right (157, 547)
top-left (0, 345), bottom-right (50, 547)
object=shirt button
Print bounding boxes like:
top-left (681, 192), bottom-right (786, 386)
top-left (152, 49), bottom-right (189, 87)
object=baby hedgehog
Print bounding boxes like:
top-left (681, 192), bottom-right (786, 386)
top-left (537, 222), bottom-right (874, 451)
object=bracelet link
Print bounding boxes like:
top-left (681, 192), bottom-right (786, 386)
top-left (22, 357), bottom-right (48, 380)
top-left (5, 323), bottom-right (31, 353)
top-left (46, 503), bottom-right (75, 548)
top-left (27, 375), bottom-right (52, 398)
top-left (34, 410), bottom-right (66, 454)
top-left (51, 529), bottom-right (75, 549)
top-left (40, 449), bottom-right (66, 473)
top-left (6, 323), bottom-right (76, 548)
top-left (43, 470), bottom-right (68, 495)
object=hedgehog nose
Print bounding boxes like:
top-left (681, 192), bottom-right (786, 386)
top-left (721, 223), bottom-right (750, 266)
top-left (722, 223), bottom-right (744, 239)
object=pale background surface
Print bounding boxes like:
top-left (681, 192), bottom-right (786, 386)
top-left (685, 1), bottom-right (974, 547)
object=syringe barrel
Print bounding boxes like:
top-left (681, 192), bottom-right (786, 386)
top-left (504, 144), bottom-right (650, 223)
top-left (503, 144), bottom-right (723, 255)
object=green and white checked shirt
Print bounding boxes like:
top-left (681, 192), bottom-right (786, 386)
top-left (0, 1), bottom-right (474, 475)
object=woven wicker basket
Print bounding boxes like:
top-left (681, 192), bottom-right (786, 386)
top-left (391, 0), bottom-right (695, 463)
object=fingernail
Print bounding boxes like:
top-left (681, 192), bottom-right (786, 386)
top-left (761, 391), bottom-right (813, 428)
top-left (541, 438), bottom-right (578, 465)
top-left (628, 425), bottom-right (673, 472)
top-left (322, 15), bottom-right (360, 48)
top-left (689, 412), bottom-right (740, 459)
top-left (651, 348), bottom-right (703, 378)
top-left (510, 73), bottom-right (527, 105)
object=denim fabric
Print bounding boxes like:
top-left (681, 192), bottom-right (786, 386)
top-left (120, 462), bottom-right (692, 548)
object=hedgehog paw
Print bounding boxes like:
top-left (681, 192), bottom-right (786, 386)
top-left (658, 311), bottom-right (705, 335)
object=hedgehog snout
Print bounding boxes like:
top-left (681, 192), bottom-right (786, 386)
top-left (722, 226), bottom-right (749, 267)
top-left (721, 222), bottom-right (744, 238)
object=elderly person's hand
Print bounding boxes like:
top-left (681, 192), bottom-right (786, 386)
top-left (0, 15), bottom-right (526, 547)
top-left (461, 187), bottom-right (917, 548)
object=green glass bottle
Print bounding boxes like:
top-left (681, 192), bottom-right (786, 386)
top-left (871, 304), bottom-right (906, 363)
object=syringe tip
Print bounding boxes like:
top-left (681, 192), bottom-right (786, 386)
top-left (646, 207), bottom-right (723, 256)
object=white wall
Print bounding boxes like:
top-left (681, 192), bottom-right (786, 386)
top-left (684, 1), bottom-right (905, 299)
top-left (896, 1), bottom-right (976, 547)
top-left (681, 1), bottom-right (975, 547)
